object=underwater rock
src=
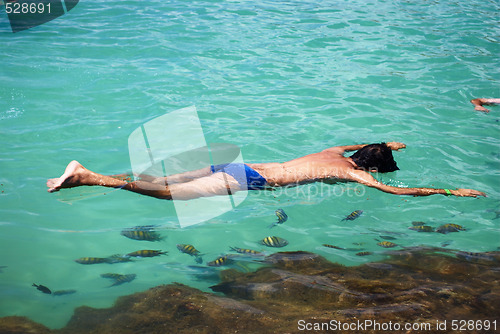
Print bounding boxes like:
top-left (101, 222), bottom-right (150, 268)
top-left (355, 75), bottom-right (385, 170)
top-left (0, 316), bottom-right (52, 333)
top-left (59, 284), bottom-right (282, 334)
top-left (263, 250), bottom-right (334, 272)
top-left (1, 248), bottom-right (499, 334)
top-left (210, 249), bottom-right (500, 329)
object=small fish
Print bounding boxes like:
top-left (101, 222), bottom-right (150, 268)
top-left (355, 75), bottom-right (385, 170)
top-left (177, 244), bottom-right (203, 264)
top-left (100, 273), bottom-right (124, 279)
top-left (377, 241), bottom-right (397, 248)
top-left (101, 273), bottom-right (136, 286)
top-left (207, 255), bottom-right (233, 267)
top-left (408, 225), bottom-right (435, 232)
top-left (436, 224), bottom-right (466, 234)
top-left (229, 247), bottom-right (263, 256)
top-left (322, 244), bottom-right (345, 250)
top-left (120, 229), bottom-right (163, 241)
top-left (259, 236), bottom-right (288, 248)
top-left (52, 289), bottom-right (77, 296)
top-left (269, 209), bottom-right (288, 228)
top-left (411, 221), bottom-right (427, 226)
top-left (177, 244), bottom-right (201, 256)
top-left (342, 210), bottom-right (363, 221)
top-left (74, 257), bottom-right (110, 265)
top-left (126, 250), bottom-right (167, 258)
top-left (356, 251), bottom-right (373, 256)
top-left (33, 283), bottom-right (51, 294)
top-left (111, 274), bottom-right (136, 286)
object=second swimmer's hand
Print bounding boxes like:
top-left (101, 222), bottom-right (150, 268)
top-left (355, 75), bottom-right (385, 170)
top-left (387, 142), bottom-right (406, 151)
top-left (451, 189), bottom-right (486, 198)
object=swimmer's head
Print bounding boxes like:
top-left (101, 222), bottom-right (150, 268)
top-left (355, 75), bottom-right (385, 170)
top-left (350, 143), bottom-right (399, 173)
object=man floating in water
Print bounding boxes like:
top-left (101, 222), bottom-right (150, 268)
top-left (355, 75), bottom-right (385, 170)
top-left (470, 98), bottom-right (500, 112)
top-left (47, 142), bottom-right (485, 200)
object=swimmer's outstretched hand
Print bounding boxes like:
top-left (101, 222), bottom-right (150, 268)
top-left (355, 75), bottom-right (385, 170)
top-left (386, 142), bottom-right (406, 151)
top-left (451, 189), bottom-right (486, 198)
top-left (470, 98), bottom-right (500, 113)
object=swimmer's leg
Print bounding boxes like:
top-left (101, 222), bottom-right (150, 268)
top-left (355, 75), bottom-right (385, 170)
top-left (47, 161), bottom-right (172, 199)
top-left (47, 161), bottom-right (239, 200)
top-left (108, 167), bottom-right (213, 184)
top-left (146, 167), bottom-right (213, 185)
top-left (167, 173), bottom-right (241, 200)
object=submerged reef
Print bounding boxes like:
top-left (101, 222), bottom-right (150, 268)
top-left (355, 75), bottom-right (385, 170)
top-left (1, 248), bottom-right (499, 333)
top-left (0, 316), bottom-right (52, 334)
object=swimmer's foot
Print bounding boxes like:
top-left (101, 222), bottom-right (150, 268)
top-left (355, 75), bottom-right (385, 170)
top-left (47, 160), bottom-right (89, 193)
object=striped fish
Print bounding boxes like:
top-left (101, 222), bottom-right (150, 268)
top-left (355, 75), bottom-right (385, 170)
top-left (356, 251), bottom-right (373, 256)
top-left (377, 241), bottom-right (397, 248)
top-left (259, 236), bottom-right (288, 248)
top-left (177, 244), bottom-right (203, 264)
top-left (341, 210), bottom-right (363, 221)
top-left (409, 225), bottom-right (435, 232)
top-left (100, 273), bottom-right (136, 286)
top-left (269, 209), bottom-right (288, 228)
top-left (120, 229), bottom-right (163, 241)
top-left (74, 257), bottom-right (110, 265)
top-left (207, 255), bottom-right (233, 267)
top-left (177, 244), bottom-right (200, 256)
top-left (229, 247), bottom-right (263, 256)
top-left (110, 274), bottom-right (136, 286)
top-left (436, 224), bottom-right (466, 234)
top-left (100, 273), bottom-right (123, 279)
top-left (126, 250), bottom-right (167, 258)
top-left (322, 244), bottom-right (345, 250)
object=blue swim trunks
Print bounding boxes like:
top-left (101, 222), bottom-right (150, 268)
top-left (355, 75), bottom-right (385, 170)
top-left (210, 163), bottom-right (267, 190)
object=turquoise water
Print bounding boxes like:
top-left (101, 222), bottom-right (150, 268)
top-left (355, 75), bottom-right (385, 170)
top-left (1, 0), bottom-right (499, 329)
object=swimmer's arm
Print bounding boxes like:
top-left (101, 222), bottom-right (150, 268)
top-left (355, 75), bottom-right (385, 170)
top-left (385, 142), bottom-right (406, 151)
top-left (324, 142), bottom-right (406, 154)
top-left (346, 170), bottom-right (486, 198)
top-left (325, 144), bottom-right (368, 154)
top-left (470, 98), bottom-right (500, 112)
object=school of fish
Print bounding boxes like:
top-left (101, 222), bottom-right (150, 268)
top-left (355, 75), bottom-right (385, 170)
top-left (33, 208), bottom-right (481, 296)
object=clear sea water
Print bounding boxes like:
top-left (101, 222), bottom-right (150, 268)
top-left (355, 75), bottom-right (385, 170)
top-left (0, 0), bottom-right (499, 329)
